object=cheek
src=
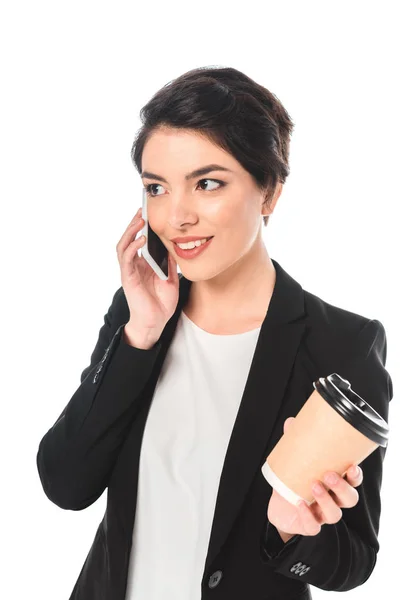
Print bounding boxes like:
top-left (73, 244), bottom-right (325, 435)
top-left (208, 201), bottom-right (241, 227)
top-left (216, 202), bottom-right (255, 236)
top-left (206, 202), bottom-right (255, 249)
top-left (147, 205), bottom-right (165, 233)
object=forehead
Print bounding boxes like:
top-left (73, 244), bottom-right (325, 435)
top-left (142, 128), bottom-right (241, 177)
top-left (144, 127), bottom-right (220, 154)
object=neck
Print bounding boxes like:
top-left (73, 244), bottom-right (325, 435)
top-left (184, 234), bottom-right (276, 322)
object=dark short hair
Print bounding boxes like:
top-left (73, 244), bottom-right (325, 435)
top-left (131, 65), bottom-right (295, 226)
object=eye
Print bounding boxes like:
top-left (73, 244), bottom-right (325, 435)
top-left (145, 178), bottom-right (226, 197)
top-left (198, 178), bottom-right (225, 192)
top-left (145, 183), bottom-right (165, 196)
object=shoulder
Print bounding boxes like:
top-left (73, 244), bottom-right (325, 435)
top-left (301, 288), bottom-right (388, 372)
top-left (303, 288), bottom-right (372, 336)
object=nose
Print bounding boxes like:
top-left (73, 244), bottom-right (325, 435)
top-left (166, 199), bottom-right (198, 229)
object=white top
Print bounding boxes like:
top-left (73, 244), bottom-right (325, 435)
top-left (124, 309), bottom-right (262, 600)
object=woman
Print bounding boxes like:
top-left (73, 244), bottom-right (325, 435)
top-left (36, 66), bottom-right (393, 600)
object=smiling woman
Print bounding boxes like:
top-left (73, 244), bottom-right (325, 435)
top-left (131, 65), bottom-right (294, 229)
top-left (129, 66), bottom-right (295, 323)
top-left (36, 64), bottom-right (392, 600)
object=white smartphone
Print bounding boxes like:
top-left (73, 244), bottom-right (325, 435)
top-left (139, 187), bottom-right (169, 280)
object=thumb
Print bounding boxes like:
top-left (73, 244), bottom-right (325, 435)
top-left (283, 417), bottom-right (296, 434)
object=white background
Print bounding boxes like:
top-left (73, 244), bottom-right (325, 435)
top-left (1, 1), bottom-right (398, 598)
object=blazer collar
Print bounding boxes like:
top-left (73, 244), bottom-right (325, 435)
top-left (157, 258), bottom-right (308, 572)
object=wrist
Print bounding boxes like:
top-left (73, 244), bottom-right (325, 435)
top-left (276, 528), bottom-right (295, 543)
top-left (123, 324), bottom-right (159, 350)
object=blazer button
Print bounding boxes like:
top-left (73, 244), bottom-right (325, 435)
top-left (208, 570), bottom-right (223, 588)
top-left (290, 562), bottom-right (310, 576)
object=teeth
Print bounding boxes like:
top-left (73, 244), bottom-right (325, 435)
top-left (176, 237), bottom-right (210, 249)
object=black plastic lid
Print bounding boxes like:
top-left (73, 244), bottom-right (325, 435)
top-left (313, 373), bottom-right (389, 447)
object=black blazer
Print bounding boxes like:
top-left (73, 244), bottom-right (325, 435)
top-left (36, 258), bottom-right (393, 600)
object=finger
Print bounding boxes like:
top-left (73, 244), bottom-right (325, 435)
top-left (309, 499), bottom-right (326, 523)
top-left (124, 208), bottom-right (143, 235)
top-left (297, 500), bottom-right (322, 536)
top-left (127, 207), bottom-right (142, 228)
top-left (345, 465), bottom-right (363, 487)
top-left (283, 417), bottom-right (295, 434)
top-left (120, 233), bottom-right (146, 272)
top-left (312, 480), bottom-right (344, 523)
top-left (116, 216), bottom-right (144, 260)
top-left (323, 472), bottom-right (359, 509)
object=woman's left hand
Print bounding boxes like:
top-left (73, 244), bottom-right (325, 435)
top-left (267, 417), bottom-right (364, 537)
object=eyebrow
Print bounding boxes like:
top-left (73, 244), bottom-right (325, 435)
top-left (141, 164), bottom-right (234, 183)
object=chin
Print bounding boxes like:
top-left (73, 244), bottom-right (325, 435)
top-left (179, 264), bottom-right (225, 283)
top-left (179, 272), bottom-right (207, 283)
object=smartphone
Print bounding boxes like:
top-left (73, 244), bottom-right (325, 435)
top-left (139, 187), bottom-right (169, 280)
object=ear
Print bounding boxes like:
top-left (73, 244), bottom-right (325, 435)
top-left (262, 182), bottom-right (283, 217)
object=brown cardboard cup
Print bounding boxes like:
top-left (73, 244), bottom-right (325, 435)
top-left (261, 373), bottom-right (389, 506)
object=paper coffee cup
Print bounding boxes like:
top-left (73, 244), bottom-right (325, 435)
top-left (261, 373), bottom-right (389, 506)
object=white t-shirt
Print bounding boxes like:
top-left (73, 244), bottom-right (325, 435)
top-left (124, 310), bottom-right (262, 600)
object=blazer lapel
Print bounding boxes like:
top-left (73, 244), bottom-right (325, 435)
top-left (160, 259), bottom-right (308, 573)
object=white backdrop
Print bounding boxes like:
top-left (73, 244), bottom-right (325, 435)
top-left (1, 1), bottom-right (398, 598)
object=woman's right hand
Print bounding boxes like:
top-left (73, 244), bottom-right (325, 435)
top-left (116, 207), bottom-right (180, 339)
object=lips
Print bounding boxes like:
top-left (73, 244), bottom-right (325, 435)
top-left (172, 235), bottom-right (214, 259)
top-left (173, 236), bottom-right (213, 246)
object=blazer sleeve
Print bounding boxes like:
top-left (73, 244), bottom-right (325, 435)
top-left (260, 318), bottom-right (394, 592)
top-left (36, 286), bottom-right (163, 511)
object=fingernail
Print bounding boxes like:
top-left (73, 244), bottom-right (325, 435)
top-left (353, 465), bottom-right (360, 476)
top-left (312, 482), bottom-right (323, 495)
top-left (325, 473), bottom-right (339, 485)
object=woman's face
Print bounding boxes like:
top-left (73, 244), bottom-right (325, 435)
top-left (141, 127), bottom-right (278, 282)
